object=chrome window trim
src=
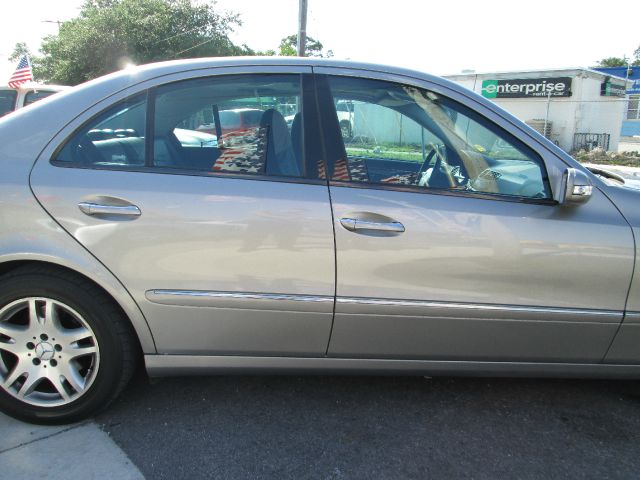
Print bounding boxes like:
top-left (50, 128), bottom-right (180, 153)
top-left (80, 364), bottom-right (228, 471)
top-left (51, 161), bottom-right (329, 187)
top-left (328, 181), bottom-right (558, 206)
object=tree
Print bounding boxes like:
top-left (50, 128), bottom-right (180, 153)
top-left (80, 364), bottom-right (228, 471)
top-left (276, 34), bottom-right (333, 57)
top-left (595, 45), bottom-right (640, 67)
top-left (9, 42), bottom-right (32, 62)
top-left (596, 56), bottom-right (631, 68)
top-left (36, 0), bottom-right (249, 85)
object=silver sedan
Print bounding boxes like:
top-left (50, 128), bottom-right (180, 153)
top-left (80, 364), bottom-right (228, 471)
top-left (0, 57), bottom-right (638, 424)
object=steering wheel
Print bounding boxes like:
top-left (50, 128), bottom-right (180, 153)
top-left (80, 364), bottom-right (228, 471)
top-left (424, 144), bottom-right (457, 189)
top-left (416, 145), bottom-right (437, 179)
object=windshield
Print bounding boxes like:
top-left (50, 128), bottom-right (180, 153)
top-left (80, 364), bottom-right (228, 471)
top-left (0, 90), bottom-right (17, 117)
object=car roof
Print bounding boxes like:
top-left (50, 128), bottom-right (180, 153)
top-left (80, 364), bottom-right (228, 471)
top-left (71, 56), bottom-right (456, 102)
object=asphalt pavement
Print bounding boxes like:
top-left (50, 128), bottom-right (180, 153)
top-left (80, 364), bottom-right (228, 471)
top-left (94, 374), bottom-right (640, 479)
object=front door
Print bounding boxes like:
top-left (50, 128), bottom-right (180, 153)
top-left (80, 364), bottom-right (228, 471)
top-left (31, 70), bottom-right (336, 356)
top-left (317, 73), bottom-right (634, 362)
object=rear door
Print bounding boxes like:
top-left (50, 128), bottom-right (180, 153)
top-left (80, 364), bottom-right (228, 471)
top-left (316, 71), bottom-right (634, 363)
top-left (31, 67), bottom-right (336, 356)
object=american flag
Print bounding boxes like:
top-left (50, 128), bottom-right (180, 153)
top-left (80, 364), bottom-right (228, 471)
top-left (8, 55), bottom-right (33, 88)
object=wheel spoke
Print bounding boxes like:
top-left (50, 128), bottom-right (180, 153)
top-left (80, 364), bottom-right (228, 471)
top-left (44, 300), bottom-right (60, 330)
top-left (69, 344), bottom-right (97, 359)
top-left (0, 338), bottom-right (22, 355)
top-left (16, 371), bottom-right (44, 399)
top-left (0, 322), bottom-right (29, 348)
top-left (49, 374), bottom-right (71, 401)
top-left (58, 362), bottom-right (85, 394)
top-left (63, 327), bottom-right (92, 345)
top-left (3, 361), bottom-right (28, 389)
top-left (28, 299), bottom-right (43, 327)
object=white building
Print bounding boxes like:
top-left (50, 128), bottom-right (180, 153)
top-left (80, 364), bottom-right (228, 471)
top-left (444, 68), bottom-right (629, 152)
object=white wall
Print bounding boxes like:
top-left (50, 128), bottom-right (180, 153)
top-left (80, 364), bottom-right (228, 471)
top-left (446, 71), bottom-right (627, 152)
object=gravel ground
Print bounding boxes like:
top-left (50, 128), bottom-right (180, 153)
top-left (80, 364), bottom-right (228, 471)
top-left (97, 374), bottom-right (640, 479)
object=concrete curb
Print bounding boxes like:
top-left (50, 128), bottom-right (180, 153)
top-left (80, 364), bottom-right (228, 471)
top-left (0, 414), bottom-right (144, 479)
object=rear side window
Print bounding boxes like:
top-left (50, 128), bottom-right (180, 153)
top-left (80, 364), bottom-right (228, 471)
top-left (55, 94), bottom-right (146, 167)
top-left (54, 74), bottom-right (316, 180)
top-left (153, 74), bottom-right (305, 177)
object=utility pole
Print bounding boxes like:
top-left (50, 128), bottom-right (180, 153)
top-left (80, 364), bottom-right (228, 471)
top-left (543, 90), bottom-right (552, 140)
top-left (297, 0), bottom-right (308, 57)
top-left (42, 20), bottom-right (63, 32)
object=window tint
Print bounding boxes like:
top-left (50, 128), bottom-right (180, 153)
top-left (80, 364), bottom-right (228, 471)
top-left (153, 74), bottom-right (305, 177)
top-left (0, 90), bottom-right (17, 117)
top-left (324, 76), bottom-right (551, 200)
top-left (55, 94), bottom-right (146, 167)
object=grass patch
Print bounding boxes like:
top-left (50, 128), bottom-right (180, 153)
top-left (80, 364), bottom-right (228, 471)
top-left (573, 149), bottom-right (640, 167)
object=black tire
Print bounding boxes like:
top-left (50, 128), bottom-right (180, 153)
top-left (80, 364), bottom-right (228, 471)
top-left (0, 265), bottom-right (137, 424)
top-left (340, 120), bottom-right (353, 141)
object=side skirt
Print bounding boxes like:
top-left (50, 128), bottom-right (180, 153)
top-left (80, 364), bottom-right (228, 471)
top-left (145, 355), bottom-right (640, 379)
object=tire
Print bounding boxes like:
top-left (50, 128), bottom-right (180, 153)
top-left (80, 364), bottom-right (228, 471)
top-left (0, 265), bottom-right (136, 424)
top-left (340, 120), bottom-right (353, 141)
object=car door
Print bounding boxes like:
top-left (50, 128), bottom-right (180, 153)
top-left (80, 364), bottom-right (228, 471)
top-left (315, 71), bottom-right (635, 363)
top-left (30, 68), bottom-right (336, 356)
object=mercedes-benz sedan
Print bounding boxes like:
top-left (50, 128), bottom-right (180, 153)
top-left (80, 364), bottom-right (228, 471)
top-left (1, 58), bottom-right (639, 424)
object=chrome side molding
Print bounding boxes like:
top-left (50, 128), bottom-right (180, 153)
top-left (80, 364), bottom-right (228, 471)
top-left (336, 296), bottom-right (621, 323)
top-left (144, 289), bottom-right (621, 322)
top-left (145, 290), bottom-right (334, 312)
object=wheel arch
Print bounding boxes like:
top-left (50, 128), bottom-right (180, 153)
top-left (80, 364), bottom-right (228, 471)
top-left (0, 257), bottom-right (156, 354)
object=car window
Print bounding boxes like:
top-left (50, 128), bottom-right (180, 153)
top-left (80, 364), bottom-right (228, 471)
top-left (153, 74), bottom-right (305, 177)
top-left (24, 90), bottom-right (57, 106)
top-left (55, 94), bottom-right (146, 167)
top-left (0, 90), bottom-right (17, 116)
top-left (323, 76), bottom-right (551, 200)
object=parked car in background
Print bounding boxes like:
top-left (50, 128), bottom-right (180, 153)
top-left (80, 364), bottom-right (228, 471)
top-left (0, 83), bottom-right (69, 117)
top-left (1, 57), bottom-right (640, 425)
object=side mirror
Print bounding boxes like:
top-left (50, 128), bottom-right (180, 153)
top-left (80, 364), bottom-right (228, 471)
top-left (562, 168), bottom-right (593, 205)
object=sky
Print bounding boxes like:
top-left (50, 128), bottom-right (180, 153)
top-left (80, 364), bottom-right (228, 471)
top-left (1, 0), bottom-right (639, 83)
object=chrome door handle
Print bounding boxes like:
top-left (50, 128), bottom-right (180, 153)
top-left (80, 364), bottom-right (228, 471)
top-left (78, 202), bottom-right (141, 217)
top-left (339, 217), bottom-right (405, 233)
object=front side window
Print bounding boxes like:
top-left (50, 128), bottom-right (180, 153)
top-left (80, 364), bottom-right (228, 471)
top-left (153, 74), bottom-right (305, 177)
top-left (323, 76), bottom-right (551, 200)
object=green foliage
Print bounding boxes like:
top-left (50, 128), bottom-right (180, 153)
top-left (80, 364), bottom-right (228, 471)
top-left (595, 45), bottom-right (640, 68)
top-left (277, 34), bottom-right (333, 57)
top-left (254, 34), bottom-right (333, 58)
top-left (9, 42), bottom-right (32, 62)
top-left (36, 0), bottom-right (248, 85)
top-left (596, 57), bottom-right (630, 68)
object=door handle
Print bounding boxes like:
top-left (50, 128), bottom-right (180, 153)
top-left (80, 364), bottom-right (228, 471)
top-left (78, 202), bottom-right (141, 217)
top-left (339, 217), bottom-right (405, 233)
